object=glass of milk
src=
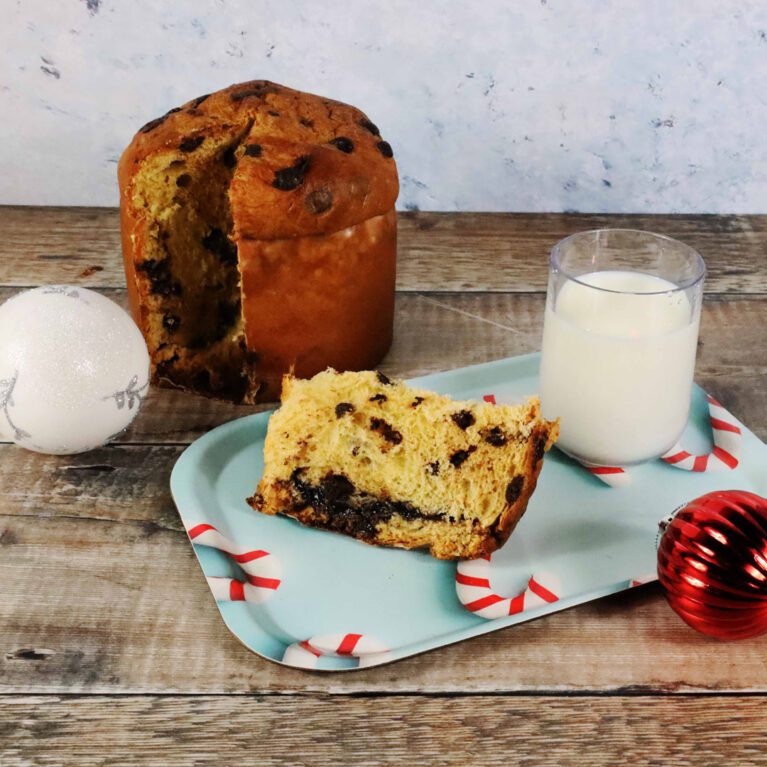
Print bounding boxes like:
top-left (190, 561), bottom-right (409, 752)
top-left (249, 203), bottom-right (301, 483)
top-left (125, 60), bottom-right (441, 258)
top-left (539, 229), bottom-right (705, 466)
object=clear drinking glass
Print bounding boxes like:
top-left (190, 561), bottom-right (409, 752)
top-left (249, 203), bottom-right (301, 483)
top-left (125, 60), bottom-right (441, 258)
top-left (539, 229), bottom-right (706, 466)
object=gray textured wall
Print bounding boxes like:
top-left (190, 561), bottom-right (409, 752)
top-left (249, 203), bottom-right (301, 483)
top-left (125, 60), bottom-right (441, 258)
top-left (1, 0), bottom-right (766, 212)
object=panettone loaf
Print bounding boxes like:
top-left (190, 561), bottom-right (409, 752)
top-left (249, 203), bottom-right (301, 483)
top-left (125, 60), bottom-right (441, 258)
top-left (118, 81), bottom-right (399, 403)
top-left (250, 370), bottom-right (559, 560)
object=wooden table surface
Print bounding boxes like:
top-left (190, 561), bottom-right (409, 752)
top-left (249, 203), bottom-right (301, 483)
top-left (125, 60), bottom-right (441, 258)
top-left (2, 208), bottom-right (766, 766)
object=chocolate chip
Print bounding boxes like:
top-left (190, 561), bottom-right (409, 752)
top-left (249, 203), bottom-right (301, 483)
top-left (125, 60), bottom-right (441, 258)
top-left (427, 461), bottom-right (440, 476)
top-left (179, 135), bottom-right (204, 152)
top-left (221, 145), bottom-right (237, 168)
top-left (272, 155), bottom-right (311, 191)
top-left (267, 110), bottom-right (280, 117)
top-left (449, 446), bottom-right (477, 468)
top-left (155, 353), bottom-right (179, 380)
top-left (243, 143), bottom-right (262, 157)
top-left (217, 299), bottom-right (240, 330)
top-left (162, 314), bottom-right (181, 332)
top-left (323, 473), bottom-right (355, 502)
top-left (137, 259), bottom-right (182, 297)
top-left (451, 410), bottom-right (476, 430)
top-left (304, 188), bottom-right (333, 215)
top-left (411, 396), bottom-right (424, 407)
top-left (369, 393), bottom-right (387, 402)
top-left (192, 369), bottom-right (212, 391)
top-left (202, 228), bottom-right (237, 266)
top-left (207, 299), bottom-right (241, 344)
top-left (335, 402), bottom-right (354, 418)
top-left (230, 82), bottom-right (278, 101)
top-left (359, 118), bottom-right (380, 136)
top-left (300, 117), bottom-right (314, 127)
top-left (329, 136), bottom-right (354, 153)
top-left (192, 93), bottom-right (211, 107)
top-left (505, 476), bottom-right (525, 504)
top-left (370, 417), bottom-right (403, 445)
top-left (231, 89), bottom-right (258, 102)
top-left (533, 434), bottom-right (547, 463)
top-left (376, 371), bottom-right (393, 385)
top-left (139, 108), bottom-right (179, 132)
top-left (483, 426), bottom-right (508, 447)
top-left (289, 470), bottom-right (436, 539)
top-left (376, 140), bottom-right (393, 158)
top-left (176, 173), bottom-right (192, 188)
top-left (139, 115), bottom-right (166, 133)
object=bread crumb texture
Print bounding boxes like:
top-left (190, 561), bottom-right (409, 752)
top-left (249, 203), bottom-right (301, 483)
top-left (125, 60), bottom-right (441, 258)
top-left (253, 369), bottom-right (559, 559)
top-left (119, 81), bottom-right (398, 403)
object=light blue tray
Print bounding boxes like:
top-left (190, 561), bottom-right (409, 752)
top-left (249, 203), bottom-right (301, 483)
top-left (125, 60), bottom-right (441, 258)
top-left (170, 353), bottom-right (767, 670)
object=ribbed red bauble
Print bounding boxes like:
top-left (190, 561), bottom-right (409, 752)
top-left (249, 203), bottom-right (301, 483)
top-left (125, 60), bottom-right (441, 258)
top-left (657, 490), bottom-right (767, 640)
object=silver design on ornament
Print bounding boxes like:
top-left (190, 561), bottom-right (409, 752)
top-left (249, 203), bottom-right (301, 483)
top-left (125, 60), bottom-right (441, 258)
top-left (42, 285), bottom-right (80, 299)
top-left (103, 375), bottom-right (149, 410)
top-left (0, 370), bottom-right (31, 441)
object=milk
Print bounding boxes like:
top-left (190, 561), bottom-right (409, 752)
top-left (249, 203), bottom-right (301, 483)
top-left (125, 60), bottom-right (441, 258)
top-left (539, 270), bottom-right (700, 465)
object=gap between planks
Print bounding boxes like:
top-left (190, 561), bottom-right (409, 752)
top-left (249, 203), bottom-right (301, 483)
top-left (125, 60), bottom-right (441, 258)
top-left (3, 689), bottom-right (767, 699)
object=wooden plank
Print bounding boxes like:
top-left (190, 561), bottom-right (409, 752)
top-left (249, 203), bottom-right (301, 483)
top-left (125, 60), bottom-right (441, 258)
top-left (2, 514), bottom-right (767, 694)
top-left (398, 211), bottom-right (767, 294)
top-left (0, 207), bottom-right (121, 287)
top-left (0, 445), bottom-right (183, 529)
top-left (1, 206), bottom-right (766, 293)
top-left (3, 695), bottom-right (767, 766)
top-left (1, 288), bottom-right (764, 444)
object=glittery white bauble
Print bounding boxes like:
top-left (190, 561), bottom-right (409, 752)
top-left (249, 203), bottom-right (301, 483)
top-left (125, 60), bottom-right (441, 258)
top-left (0, 286), bottom-right (150, 454)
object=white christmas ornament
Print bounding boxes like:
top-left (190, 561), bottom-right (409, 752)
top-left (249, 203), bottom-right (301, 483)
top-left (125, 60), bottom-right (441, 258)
top-left (0, 286), bottom-right (150, 454)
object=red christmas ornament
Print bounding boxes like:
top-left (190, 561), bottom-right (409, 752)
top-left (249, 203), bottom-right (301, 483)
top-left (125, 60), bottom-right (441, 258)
top-left (657, 490), bottom-right (767, 640)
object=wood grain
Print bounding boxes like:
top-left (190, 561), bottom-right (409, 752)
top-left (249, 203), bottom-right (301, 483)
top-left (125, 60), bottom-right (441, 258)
top-left (2, 513), bottom-right (767, 694)
top-left (1, 288), bottom-right (764, 445)
top-left (3, 695), bottom-right (767, 767)
top-left (1, 206), bottom-right (766, 293)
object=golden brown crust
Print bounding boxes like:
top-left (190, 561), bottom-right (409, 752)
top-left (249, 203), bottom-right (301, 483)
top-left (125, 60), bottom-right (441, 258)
top-left (230, 136), bottom-right (398, 241)
top-left (471, 421), bottom-right (557, 559)
top-left (119, 80), bottom-right (398, 241)
top-left (239, 210), bottom-right (396, 400)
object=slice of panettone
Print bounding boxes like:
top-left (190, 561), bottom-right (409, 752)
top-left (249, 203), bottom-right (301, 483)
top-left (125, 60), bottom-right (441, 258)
top-left (248, 369), bottom-right (558, 560)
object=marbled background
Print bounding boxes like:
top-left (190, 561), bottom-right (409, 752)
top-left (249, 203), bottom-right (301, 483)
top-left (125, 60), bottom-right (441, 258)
top-left (1, 0), bottom-right (766, 212)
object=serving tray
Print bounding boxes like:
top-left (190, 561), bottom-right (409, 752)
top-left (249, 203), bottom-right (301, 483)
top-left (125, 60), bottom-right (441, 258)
top-left (170, 353), bottom-right (767, 670)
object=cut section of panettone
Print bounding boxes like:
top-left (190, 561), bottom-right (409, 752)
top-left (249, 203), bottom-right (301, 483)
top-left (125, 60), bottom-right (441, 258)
top-left (118, 80), bottom-right (399, 403)
top-left (249, 369), bottom-right (559, 560)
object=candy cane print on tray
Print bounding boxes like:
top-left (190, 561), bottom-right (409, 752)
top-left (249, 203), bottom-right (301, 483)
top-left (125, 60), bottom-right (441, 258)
top-left (282, 634), bottom-right (393, 669)
top-left (456, 555), bottom-right (561, 620)
top-left (581, 392), bottom-right (744, 486)
top-left (579, 462), bottom-right (632, 488)
top-left (662, 393), bottom-right (742, 472)
top-left (627, 573), bottom-right (657, 588)
top-left (205, 575), bottom-right (279, 605)
top-left (186, 522), bottom-right (282, 603)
